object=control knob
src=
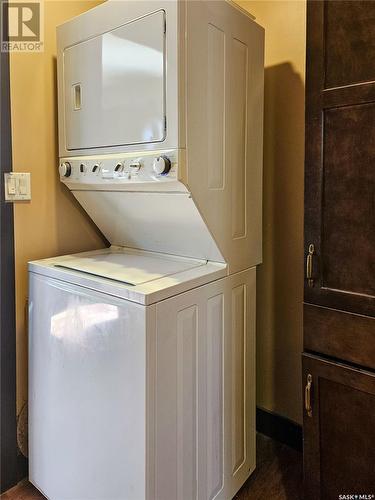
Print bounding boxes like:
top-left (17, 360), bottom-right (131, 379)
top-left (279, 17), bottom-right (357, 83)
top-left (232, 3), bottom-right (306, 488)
top-left (153, 156), bottom-right (171, 175)
top-left (59, 162), bottom-right (71, 178)
top-left (129, 161), bottom-right (141, 173)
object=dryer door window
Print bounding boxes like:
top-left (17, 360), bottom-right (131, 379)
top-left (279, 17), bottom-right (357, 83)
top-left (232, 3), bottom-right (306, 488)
top-left (63, 10), bottom-right (166, 151)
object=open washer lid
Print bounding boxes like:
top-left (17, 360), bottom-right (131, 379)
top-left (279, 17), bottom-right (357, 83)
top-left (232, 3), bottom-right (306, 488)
top-left (54, 248), bottom-right (206, 286)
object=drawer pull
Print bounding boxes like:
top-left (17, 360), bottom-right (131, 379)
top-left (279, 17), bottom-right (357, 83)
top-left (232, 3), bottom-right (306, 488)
top-left (305, 373), bottom-right (313, 417)
top-left (306, 244), bottom-right (315, 287)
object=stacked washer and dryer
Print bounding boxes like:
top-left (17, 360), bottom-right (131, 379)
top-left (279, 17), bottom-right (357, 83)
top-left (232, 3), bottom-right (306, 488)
top-left (28, 1), bottom-right (264, 499)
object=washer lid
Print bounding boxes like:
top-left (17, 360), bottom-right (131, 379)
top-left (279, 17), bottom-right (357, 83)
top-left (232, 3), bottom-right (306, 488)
top-left (55, 249), bottom-right (206, 286)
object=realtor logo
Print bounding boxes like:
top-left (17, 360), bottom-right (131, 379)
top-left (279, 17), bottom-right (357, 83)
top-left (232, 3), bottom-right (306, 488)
top-left (2, 0), bottom-right (44, 51)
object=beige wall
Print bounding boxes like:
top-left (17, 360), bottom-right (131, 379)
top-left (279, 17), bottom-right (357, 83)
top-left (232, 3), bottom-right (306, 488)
top-left (11, 0), bottom-right (306, 427)
top-left (11, 0), bottom-right (106, 416)
top-left (236, 0), bottom-right (306, 423)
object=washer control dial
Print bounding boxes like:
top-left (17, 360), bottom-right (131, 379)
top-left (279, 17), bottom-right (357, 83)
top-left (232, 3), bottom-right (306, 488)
top-left (59, 162), bottom-right (72, 178)
top-left (153, 156), bottom-right (171, 175)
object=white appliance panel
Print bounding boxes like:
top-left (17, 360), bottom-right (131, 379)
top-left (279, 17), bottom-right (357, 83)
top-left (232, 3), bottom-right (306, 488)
top-left (60, 150), bottom-right (183, 191)
top-left (29, 267), bottom-right (256, 500)
top-left (55, 249), bottom-right (205, 286)
top-left (29, 273), bottom-right (147, 500)
top-left (72, 191), bottom-right (224, 263)
top-left (184, 0), bottom-right (264, 273)
top-left (29, 248), bottom-right (227, 306)
top-left (152, 268), bottom-right (256, 500)
top-left (63, 10), bottom-right (165, 151)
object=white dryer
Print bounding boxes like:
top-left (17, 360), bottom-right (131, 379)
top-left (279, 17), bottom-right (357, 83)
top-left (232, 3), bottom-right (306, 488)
top-left (29, 1), bottom-right (264, 499)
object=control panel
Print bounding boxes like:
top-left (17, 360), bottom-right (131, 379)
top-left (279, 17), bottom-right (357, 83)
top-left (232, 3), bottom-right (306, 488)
top-left (58, 150), bottom-right (185, 192)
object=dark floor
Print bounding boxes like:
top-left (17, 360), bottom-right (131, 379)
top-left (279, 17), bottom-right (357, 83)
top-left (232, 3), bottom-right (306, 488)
top-left (1, 434), bottom-right (302, 500)
top-left (235, 434), bottom-right (302, 499)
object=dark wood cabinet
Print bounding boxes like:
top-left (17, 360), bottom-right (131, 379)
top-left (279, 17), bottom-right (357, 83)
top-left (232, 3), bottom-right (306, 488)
top-left (305, 0), bottom-right (375, 318)
top-left (303, 354), bottom-right (375, 500)
top-left (304, 304), bottom-right (375, 371)
top-left (304, 1), bottom-right (375, 498)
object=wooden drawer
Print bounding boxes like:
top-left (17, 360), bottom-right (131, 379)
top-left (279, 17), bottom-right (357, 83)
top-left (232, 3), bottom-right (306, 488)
top-left (304, 303), bottom-right (375, 370)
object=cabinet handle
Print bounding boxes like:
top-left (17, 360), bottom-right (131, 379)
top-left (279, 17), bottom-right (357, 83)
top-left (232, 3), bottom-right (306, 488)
top-left (306, 244), bottom-right (315, 287)
top-left (305, 374), bottom-right (313, 417)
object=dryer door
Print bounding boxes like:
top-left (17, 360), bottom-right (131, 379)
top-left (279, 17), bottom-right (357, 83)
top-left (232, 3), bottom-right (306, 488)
top-left (63, 10), bottom-right (166, 151)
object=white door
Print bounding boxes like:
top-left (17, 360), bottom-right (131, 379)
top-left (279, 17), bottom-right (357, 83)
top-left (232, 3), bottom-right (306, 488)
top-left (29, 272), bottom-right (148, 500)
top-left (63, 10), bottom-right (166, 151)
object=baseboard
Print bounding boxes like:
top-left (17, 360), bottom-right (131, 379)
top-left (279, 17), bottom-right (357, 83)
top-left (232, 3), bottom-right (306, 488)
top-left (256, 407), bottom-right (302, 452)
top-left (0, 455), bottom-right (27, 495)
top-left (17, 454), bottom-right (28, 482)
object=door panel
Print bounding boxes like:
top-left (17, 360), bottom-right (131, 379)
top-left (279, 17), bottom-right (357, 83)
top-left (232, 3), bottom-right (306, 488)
top-left (231, 285), bottom-right (246, 473)
top-left (64, 10), bottom-right (165, 151)
top-left (319, 379), bottom-right (375, 498)
top-left (153, 270), bottom-right (256, 500)
top-left (303, 354), bottom-right (375, 500)
top-left (324, 1), bottom-right (375, 88)
top-left (304, 0), bottom-right (375, 317)
top-left (322, 104), bottom-right (375, 297)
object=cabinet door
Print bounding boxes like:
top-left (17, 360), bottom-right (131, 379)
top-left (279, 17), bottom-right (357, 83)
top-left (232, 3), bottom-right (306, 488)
top-left (304, 0), bottom-right (375, 316)
top-left (303, 354), bottom-right (375, 500)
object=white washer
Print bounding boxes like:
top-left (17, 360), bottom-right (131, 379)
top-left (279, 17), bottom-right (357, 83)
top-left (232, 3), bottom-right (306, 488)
top-left (29, 247), bottom-right (256, 500)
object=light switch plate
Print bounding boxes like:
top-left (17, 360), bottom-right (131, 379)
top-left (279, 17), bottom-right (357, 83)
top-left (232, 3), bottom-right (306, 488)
top-left (4, 172), bottom-right (31, 201)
